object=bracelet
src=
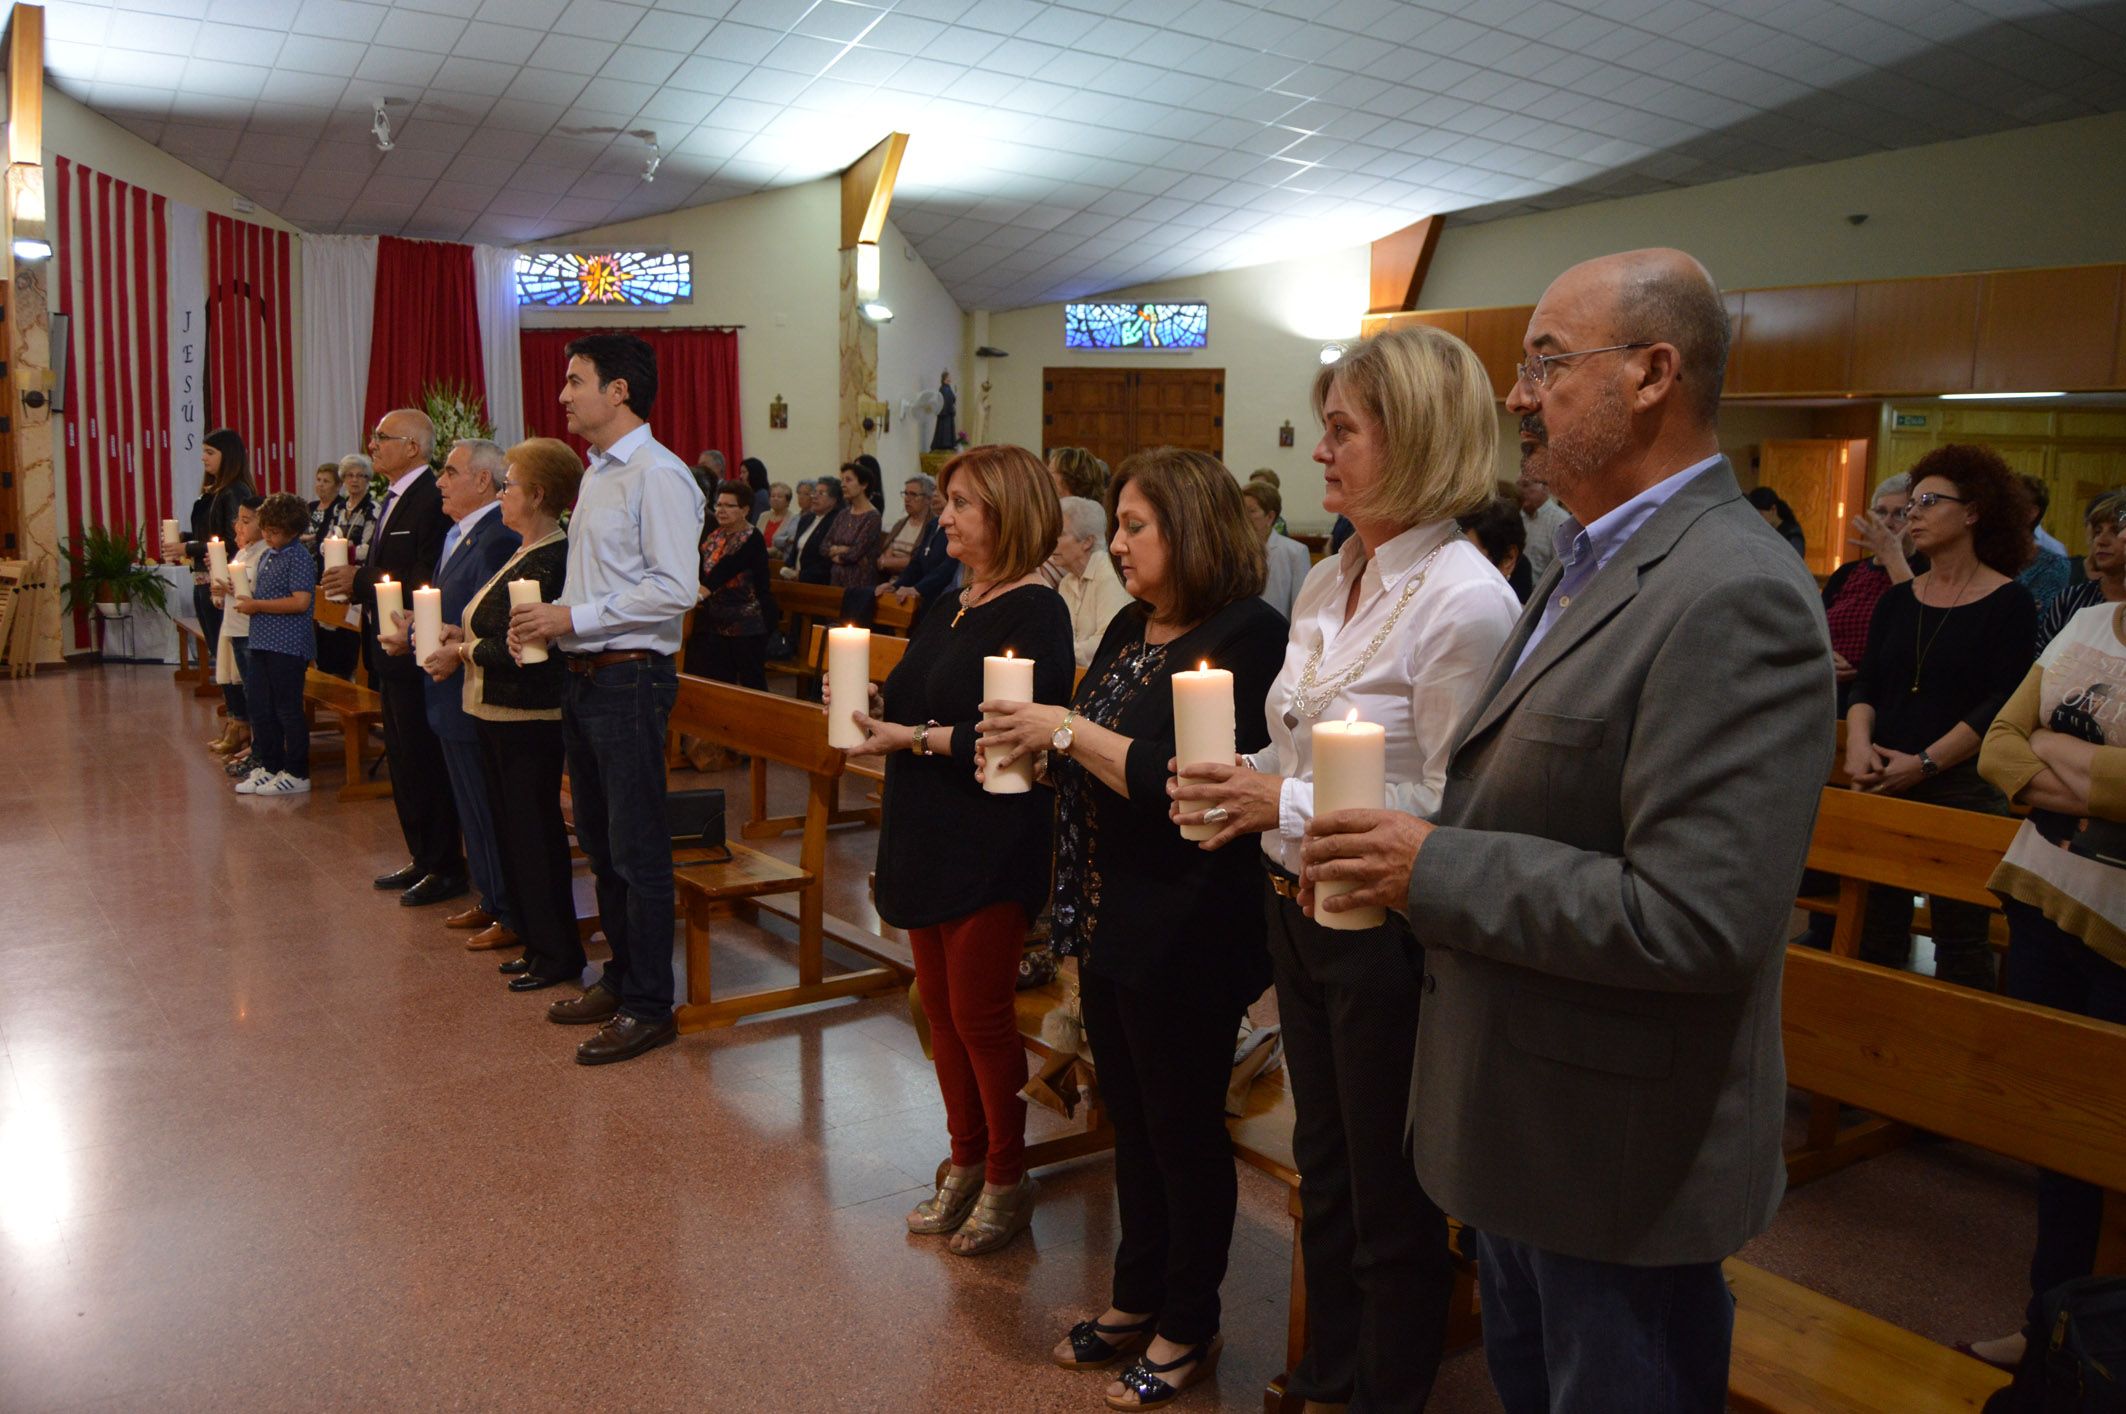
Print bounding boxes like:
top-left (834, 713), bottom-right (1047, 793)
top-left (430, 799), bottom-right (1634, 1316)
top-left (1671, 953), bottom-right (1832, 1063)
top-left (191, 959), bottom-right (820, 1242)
top-left (913, 719), bottom-right (939, 755)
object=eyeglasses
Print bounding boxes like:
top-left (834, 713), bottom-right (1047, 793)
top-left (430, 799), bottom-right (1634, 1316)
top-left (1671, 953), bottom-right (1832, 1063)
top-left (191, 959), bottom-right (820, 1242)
top-left (370, 431), bottom-right (419, 447)
top-left (1873, 505), bottom-right (1910, 524)
top-left (1912, 492), bottom-right (1967, 510)
top-left (1514, 342), bottom-right (1655, 391)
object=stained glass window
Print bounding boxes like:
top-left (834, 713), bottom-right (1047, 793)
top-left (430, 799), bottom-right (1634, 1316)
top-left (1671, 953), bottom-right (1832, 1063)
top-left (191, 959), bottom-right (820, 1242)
top-left (1063, 301), bottom-right (1208, 350)
top-left (514, 250), bottom-right (693, 306)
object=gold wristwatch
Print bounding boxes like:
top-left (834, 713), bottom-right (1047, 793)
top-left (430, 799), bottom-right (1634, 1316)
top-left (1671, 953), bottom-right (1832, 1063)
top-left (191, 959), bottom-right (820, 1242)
top-left (1050, 711), bottom-right (1076, 755)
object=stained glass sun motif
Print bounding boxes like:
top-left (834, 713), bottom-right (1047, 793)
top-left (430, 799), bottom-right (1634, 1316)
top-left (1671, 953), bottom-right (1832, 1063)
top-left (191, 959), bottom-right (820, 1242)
top-left (515, 250), bottom-right (693, 306)
top-left (1063, 301), bottom-right (1209, 350)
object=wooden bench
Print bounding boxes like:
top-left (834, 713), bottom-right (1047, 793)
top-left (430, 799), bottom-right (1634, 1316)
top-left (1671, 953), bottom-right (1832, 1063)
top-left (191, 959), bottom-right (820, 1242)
top-left (764, 580), bottom-right (915, 684)
top-left (172, 618), bottom-right (221, 697)
top-left (301, 669), bottom-right (389, 803)
top-left (666, 674), bottom-right (908, 1029)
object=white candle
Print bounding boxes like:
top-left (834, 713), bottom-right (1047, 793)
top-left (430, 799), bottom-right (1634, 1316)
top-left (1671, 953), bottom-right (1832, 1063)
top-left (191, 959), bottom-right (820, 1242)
top-left (982, 651), bottom-right (1036, 794)
top-left (229, 560), bottom-right (254, 601)
top-left (1173, 660), bottom-right (1235, 841)
top-left (322, 535), bottom-right (350, 600)
top-left (373, 576), bottom-right (403, 642)
top-left (1310, 709), bottom-right (1388, 930)
top-left (160, 518), bottom-right (181, 563)
top-left (412, 586), bottom-right (443, 663)
top-left (508, 578), bottom-right (549, 664)
top-left (825, 624), bottom-right (870, 749)
top-left (206, 537), bottom-right (228, 584)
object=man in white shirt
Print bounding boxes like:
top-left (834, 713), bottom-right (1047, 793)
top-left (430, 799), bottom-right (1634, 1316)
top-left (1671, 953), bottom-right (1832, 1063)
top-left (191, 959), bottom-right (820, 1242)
top-left (1517, 467), bottom-right (1570, 583)
top-left (1053, 495), bottom-right (1134, 666)
top-left (510, 334), bottom-right (705, 1066)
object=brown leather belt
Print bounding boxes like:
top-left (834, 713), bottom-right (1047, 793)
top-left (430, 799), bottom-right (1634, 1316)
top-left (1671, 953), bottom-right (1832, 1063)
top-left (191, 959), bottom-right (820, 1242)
top-left (563, 649), bottom-right (655, 675)
top-left (1265, 862), bottom-right (1301, 899)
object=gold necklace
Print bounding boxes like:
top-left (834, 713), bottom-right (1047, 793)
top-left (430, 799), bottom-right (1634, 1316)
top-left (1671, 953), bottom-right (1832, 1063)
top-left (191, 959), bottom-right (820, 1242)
top-left (1910, 570), bottom-right (1976, 695)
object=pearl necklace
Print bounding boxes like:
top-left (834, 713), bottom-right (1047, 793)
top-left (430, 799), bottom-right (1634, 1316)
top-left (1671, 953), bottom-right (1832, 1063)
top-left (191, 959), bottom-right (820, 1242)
top-left (1287, 541), bottom-right (1446, 721)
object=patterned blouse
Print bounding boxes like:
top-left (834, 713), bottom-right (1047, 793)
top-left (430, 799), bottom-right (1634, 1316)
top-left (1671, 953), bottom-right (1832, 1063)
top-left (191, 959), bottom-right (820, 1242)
top-left (698, 524), bottom-right (768, 637)
top-left (1050, 636), bottom-right (1169, 962)
top-left (331, 494), bottom-right (380, 566)
top-left (825, 506), bottom-right (882, 591)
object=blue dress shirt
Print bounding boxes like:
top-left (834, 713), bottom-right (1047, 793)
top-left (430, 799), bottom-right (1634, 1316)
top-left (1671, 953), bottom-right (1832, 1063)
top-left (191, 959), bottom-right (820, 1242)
top-left (557, 422), bottom-right (706, 657)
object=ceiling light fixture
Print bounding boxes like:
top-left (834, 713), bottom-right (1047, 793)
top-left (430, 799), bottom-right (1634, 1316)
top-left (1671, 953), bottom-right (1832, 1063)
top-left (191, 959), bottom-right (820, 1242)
top-left (1940, 391), bottom-right (2066, 400)
top-left (860, 300), bottom-right (894, 324)
top-left (856, 241), bottom-right (881, 302)
top-left (371, 99), bottom-right (395, 153)
top-left (642, 136), bottom-right (662, 184)
top-left (11, 236), bottom-right (51, 261)
top-left (1318, 341), bottom-right (1347, 365)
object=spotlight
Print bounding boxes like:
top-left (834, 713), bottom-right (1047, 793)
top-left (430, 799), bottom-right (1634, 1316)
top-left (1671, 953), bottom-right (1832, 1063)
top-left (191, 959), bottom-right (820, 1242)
top-left (371, 99), bottom-right (395, 153)
top-left (1318, 341), bottom-right (1347, 365)
top-left (860, 300), bottom-right (894, 324)
top-left (11, 237), bottom-right (51, 260)
top-left (642, 141), bottom-right (662, 184)
top-left (856, 241), bottom-right (880, 302)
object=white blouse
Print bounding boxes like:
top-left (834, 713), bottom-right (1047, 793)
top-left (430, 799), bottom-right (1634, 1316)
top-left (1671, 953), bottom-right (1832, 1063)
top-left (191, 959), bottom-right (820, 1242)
top-left (1246, 518), bottom-right (1520, 872)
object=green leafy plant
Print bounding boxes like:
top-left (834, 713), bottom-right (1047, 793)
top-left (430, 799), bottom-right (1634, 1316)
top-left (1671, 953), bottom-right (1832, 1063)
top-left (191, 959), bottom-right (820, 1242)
top-left (421, 379), bottom-right (495, 471)
top-left (59, 523), bottom-right (171, 617)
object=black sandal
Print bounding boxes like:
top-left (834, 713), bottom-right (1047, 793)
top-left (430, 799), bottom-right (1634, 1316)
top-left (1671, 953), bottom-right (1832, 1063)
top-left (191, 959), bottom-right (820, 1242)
top-left (1053, 1315), bottom-right (1154, 1370)
top-left (1106, 1336), bottom-right (1221, 1410)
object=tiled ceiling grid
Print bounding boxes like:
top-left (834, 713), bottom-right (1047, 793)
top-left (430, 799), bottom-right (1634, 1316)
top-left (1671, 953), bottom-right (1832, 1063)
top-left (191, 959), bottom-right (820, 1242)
top-left (40, 0), bottom-right (2126, 310)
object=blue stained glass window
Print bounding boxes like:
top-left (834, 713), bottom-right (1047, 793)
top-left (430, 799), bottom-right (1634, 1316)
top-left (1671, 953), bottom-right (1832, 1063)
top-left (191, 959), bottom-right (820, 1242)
top-left (514, 250), bottom-right (693, 306)
top-left (1064, 301), bottom-right (1209, 350)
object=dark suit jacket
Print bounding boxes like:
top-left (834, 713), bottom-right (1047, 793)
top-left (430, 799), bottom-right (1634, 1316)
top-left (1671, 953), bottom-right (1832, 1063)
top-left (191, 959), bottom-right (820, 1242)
top-left (895, 517), bottom-right (957, 605)
top-left (422, 507), bottom-right (522, 742)
top-left (1404, 459), bottom-right (1835, 1267)
top-left (797, 504), bottom-right (841, 584)
top-left (355, 471), bottom-right (450, 685)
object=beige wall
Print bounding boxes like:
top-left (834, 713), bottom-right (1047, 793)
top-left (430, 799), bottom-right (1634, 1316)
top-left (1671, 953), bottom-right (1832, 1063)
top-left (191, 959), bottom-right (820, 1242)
top-left (872, 216), bottom-right (966, 491)
top-left (1424, 112), bottom-right (2126, 308)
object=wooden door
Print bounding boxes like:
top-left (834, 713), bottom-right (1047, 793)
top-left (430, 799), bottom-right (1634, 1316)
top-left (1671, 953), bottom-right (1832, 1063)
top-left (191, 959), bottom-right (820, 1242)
top-left (1760, 439), bottom-right (1869, 577)
top-left (1043, 367), bottom-right (1225, 466)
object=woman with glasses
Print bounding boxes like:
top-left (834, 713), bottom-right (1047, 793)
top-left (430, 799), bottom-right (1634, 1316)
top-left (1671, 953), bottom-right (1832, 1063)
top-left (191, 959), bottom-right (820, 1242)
top-left (1844, 444), bottom-right (2038, 988)
top-left (1820, 473), bottom-right (1922, 713)
top-left (2034, 490), bottom-right (2125, 652)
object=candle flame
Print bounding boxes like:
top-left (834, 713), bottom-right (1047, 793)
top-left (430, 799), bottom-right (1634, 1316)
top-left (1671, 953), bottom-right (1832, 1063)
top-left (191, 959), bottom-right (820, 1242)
top-left (1004, 649), bottom-right (1015, 659)
top-left (1199, 660), bottom-right (1209, 672)
top-left (1344, 707), bottom-right (1359, 725)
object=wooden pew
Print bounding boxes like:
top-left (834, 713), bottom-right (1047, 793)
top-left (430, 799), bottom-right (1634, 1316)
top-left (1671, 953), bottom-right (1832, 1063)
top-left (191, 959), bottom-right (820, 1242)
top-left (766, 580), bottom-right (916, 684)
top-left (172, 618), bottom-right (220, 697)
top-left (301, 669), bottom-right (389, 803)
top-left (746, 621), bottom-right (914, 839)
top-left (666, 674), bottom-right (908, 1029)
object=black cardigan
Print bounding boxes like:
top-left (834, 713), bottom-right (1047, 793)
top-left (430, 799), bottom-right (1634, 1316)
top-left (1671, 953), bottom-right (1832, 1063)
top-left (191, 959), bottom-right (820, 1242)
top-left (1848, 579), bottom-right (2036, 753)
top-left (184, 483), bottom-right (251, 571)
top-left (468, 535), bottom-right (570, 712)
top-left (694, 527), bottom-right (774, 629)
top-left (1057, 597), bottom-right (1287, 1011)
top-left (874, 583), bottom-right (1075, 931)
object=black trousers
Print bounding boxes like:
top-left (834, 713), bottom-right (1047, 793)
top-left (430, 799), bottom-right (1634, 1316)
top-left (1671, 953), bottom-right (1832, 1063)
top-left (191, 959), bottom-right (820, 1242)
top-left (378, 669), bottom-right (462, 877)
top-left (315, 626), bottom-right (361, 680)
top-left (1265, 879), bottom-right (1452, 1411)
top-left (475, 716), bottom-right (584, 982)
top-left (1079, 968), bottom-right (1241, 1347)
top-left (682, 631), bottom-right (766, 690)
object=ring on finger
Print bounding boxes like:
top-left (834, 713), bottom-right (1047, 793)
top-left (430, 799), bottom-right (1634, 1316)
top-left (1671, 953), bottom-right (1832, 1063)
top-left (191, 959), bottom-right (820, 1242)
top-left (1203, 806), bottom-right (1230, 824)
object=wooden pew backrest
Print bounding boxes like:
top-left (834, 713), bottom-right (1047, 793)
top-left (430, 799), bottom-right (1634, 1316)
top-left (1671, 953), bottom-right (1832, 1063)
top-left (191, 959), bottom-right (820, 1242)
top-left (804, 623), bottom-right (909, 682)
top-left (669, 674), bottom-right (841, 775)
top-left (1805, 788), bottom-right (2020, 908)
top-left (775, 580), bottom-right (915, 635)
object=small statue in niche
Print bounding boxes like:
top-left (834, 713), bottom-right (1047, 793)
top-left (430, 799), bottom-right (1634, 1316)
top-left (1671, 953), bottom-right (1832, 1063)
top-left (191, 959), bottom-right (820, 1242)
top-left (928, 370), bottom-right (957, 452)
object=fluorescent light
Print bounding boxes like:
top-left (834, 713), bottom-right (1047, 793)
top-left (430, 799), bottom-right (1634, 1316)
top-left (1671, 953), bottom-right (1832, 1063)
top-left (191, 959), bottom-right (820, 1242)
top-left (1318, 342), bottom-right (1347, 365)
top-left (859, 300), bottom-right (893, 324)
top-left (1940, 391), bottom-right (2066, 400)
top-left (11, 237), bottom-right (51, 260)
top-left (856, 242), bottom-right (880, 302)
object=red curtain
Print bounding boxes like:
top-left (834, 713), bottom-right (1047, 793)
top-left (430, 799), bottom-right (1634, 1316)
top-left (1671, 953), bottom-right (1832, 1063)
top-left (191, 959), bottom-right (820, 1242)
top-left (519, 326), bottom-right (741, 469)
top-left (364, 236), bottom-right (485, 438)
top-left (206, 213), bottom-right (298, 494)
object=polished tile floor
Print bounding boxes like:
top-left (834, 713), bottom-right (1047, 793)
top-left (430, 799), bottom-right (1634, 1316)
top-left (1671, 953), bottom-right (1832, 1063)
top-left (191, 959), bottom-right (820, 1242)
top-left (0, 665), bottom-right (2035, 1411)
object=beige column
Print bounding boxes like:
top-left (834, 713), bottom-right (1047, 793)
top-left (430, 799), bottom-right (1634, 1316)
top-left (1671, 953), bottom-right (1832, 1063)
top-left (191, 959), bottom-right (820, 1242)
top-left (2, 4), bottom-right (59, 664)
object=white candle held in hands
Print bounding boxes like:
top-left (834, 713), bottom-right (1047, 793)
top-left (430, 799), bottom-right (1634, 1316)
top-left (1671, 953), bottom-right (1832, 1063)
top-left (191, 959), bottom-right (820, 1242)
top-left (507, 579), bottom-right (548, 664)
top-left (160, 518), bottom-right (182, 564)
top-left (229, 560), bottom-right (254, 601)
top-left (373, 577), bottom-right (404, 644)
top-left (825, 624), bottom-right (870, 749)
top-left (1172, 660), bottom-right (1236, 841)
top-left (981, 650), bottom-right (1036, 794)
top-left (206, 537), bottom-right (228, 585)
top-left (322, 536), bottom-right (350, 599)
top-left (412, 586), bottom-right (443, 663)
top-left (1309, 708), bottom-right (1388, 930)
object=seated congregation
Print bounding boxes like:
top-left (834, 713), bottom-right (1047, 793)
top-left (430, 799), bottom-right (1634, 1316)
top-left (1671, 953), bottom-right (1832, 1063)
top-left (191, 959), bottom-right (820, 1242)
top-left (163, 249), bottom-right (2125, 1414)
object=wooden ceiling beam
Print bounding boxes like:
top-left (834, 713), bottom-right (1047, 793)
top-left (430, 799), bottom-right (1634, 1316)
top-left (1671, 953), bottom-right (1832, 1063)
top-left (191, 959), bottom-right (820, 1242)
top-left (839, 132), bottom-right (909, 250)
top-left (1368, 214), bottom-right (1441, 316)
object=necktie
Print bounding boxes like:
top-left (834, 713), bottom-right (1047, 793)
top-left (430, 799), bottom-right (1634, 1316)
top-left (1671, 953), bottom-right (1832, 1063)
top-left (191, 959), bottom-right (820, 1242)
top-left (439, 521), bottom-right (464, 572)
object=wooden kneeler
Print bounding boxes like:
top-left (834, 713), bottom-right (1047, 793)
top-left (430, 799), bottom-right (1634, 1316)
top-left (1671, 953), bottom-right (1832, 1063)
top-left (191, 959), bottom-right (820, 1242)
top-left (1787, 789), bottom-right (2019, 1185)
top-left (668, 674), bottom-right (906, 1029)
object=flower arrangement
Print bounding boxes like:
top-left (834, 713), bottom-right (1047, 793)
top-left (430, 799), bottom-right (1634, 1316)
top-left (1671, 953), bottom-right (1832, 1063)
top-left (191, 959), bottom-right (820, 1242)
top-left (421, 379), bottom-right (495, 471)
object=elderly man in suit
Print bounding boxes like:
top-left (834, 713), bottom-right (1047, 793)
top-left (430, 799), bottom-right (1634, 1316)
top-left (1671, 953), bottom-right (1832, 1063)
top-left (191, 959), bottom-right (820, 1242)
top-left (1301, 249), bottom-right (1834, 1409)
top-left (321, 407), bottom-right (466, 908)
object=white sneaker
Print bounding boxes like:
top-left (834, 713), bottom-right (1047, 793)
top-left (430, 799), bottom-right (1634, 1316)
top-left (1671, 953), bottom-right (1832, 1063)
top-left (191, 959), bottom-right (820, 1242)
top-left (253, 772), bottom-right (311, 796)
top-left (234, 767), bottom-right (272, 794)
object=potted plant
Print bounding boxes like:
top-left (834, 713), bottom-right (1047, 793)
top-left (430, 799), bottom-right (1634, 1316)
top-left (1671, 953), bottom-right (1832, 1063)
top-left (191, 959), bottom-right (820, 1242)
top-left (421, 378), bottom-right (495, 471)
top-left (60, 523), bottom-right (171, 620)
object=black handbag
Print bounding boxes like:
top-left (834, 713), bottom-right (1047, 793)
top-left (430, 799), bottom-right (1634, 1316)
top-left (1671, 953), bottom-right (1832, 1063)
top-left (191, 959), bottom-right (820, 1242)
top-left (666, 788), bottom-right (729, 861)
top-left (1987, 1277), bottom-right (2126, 1412)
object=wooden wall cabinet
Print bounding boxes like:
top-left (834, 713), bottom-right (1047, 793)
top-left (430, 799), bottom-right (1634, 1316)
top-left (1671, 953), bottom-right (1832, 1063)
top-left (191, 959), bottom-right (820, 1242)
top-left (1851, 276), bottom-right (1980, 394)
top-left (1728, 285), bottom-right (1855, 396)
top-left (1463, 305), bottom-right (1534, 398)
top-left (1975, 265), bottom-right (2124, 392)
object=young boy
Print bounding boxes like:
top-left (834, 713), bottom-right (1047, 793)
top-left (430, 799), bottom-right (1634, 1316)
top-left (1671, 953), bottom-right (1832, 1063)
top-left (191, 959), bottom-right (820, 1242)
top-left (211, 496), bottom-right (266, 775)
top-left (233, 493), bottom-right (320, 796)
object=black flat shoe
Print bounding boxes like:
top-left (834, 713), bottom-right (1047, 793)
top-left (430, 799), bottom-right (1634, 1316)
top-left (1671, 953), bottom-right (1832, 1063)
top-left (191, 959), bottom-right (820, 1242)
top-left (1055, 1316), bottom-right (1155, 1370)
top-left (508, 971), bottom-right (574, 992)
top-left (498, 956), bottom-right (532, 974)
top-left (373, 862), bottom-right (421, 890)
top-left (1108, 1337), bottom-right (1222, 1410)
top-left (400, 873), bottom-right (470, 908)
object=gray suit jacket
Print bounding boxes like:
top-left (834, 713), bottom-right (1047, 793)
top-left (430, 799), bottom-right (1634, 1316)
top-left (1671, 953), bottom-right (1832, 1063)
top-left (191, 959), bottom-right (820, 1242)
top-left (1405, 459), bottom-right (1834, 1267)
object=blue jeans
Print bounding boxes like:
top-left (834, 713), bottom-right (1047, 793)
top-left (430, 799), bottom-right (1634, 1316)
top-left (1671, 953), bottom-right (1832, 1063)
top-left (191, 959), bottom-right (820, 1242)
top-left (561, 656), bottom-right (678, 1021)
top-left (1468, 1228), bottom-right (1732, 1413)
top-left (439, 735), bottom-right (512, 930)
top-left (2003, 898), bottom-right (2126, 1331)
top-left (244, 648), bottom-right (310, 778)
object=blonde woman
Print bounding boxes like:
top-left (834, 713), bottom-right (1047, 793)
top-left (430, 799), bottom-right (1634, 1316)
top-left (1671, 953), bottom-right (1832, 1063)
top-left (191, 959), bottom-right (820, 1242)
top-left (1172, 327), bottom-right (1518, 1408)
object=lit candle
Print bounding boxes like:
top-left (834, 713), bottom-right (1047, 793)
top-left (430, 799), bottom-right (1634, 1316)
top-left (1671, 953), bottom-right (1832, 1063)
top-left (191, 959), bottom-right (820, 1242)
top-left (982, 650), bottom-right (1036, 794)
top-left (206, 536), bottom-right (228, 585)
top-left (1310, 709), bottom-right (1387, 930)
top-left (321, 535), bottom-right (350, 600)
top-left (825, 624), bottom-right (870, 749)
top-left (160, 518), bottom-right (182, 564)
top-left (372, 576), bottom-right (403, 642)
top-left (1172, 660), bottom-right (1235, 841)
top-left (507, 579), bottom-right (548, 664)
top-left (412, 585), bottom-right (443, 663)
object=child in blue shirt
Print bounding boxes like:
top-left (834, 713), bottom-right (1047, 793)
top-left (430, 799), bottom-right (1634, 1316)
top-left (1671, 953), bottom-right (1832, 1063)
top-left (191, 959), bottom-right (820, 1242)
top-left (233, 493), bottom-right (320, 797)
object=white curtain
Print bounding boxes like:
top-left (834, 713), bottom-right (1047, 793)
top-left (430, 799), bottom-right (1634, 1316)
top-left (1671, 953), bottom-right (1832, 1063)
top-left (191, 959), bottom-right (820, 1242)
top-left (298, 234), bottom-right (378, 474)
top-left (472, 244), bottom-right (524, 445)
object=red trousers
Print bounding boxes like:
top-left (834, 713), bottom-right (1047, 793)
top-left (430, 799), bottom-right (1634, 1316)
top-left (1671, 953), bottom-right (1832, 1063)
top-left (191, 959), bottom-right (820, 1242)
top-left (908, 901), bottom-right (1029, 1184)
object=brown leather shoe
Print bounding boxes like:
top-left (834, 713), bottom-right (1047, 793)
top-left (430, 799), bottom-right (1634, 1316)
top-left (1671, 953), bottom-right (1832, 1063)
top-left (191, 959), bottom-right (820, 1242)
top-left (576, 1012), bottom-right (678, 1065)
top-left (547, 982), bottom-right (620, 1026)
top-left (464, 922), bottom-right (518, 951)
top-left (445, 906), bottom-right (495, 930)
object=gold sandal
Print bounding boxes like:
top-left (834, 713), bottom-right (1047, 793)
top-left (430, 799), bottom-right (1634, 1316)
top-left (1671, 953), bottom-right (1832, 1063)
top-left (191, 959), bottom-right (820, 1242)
top-left (906, 1165), bottom-right (982, 1235)
top-left (948, 1175), bottom-right (1036, 1257)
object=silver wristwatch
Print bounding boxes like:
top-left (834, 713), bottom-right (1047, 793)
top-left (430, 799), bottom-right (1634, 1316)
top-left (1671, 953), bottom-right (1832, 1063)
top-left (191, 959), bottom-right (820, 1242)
top-left (1050, 711), bottom-right (1076, 755)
